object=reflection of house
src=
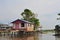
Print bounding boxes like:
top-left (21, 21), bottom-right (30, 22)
top-left (11, 34), bottom-right (39, 40)
top-left (10, 19), bottom-right (34, 35)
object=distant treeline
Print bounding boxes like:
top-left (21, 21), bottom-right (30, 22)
top-left (41, 29), bottom-right (55, 33)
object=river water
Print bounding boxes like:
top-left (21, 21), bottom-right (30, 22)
top-left (0, 33), bottom-right (60, 40)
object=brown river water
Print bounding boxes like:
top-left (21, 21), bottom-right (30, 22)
top-left (0, 33), bottom-right (60, 40)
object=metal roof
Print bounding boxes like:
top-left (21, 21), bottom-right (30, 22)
top-left (11, 19), bottom-right (31, 23)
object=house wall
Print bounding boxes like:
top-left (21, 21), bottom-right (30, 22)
top-left (12, 22), bottom-right (34, 31)
top-left (13, 22), bottom-right (26, 30)
top-left (13, 23), bottom-right (21, 29)
top-left (26, 24), bottom-right (34, 31)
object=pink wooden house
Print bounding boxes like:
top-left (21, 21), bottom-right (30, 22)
top-left (11, 19), bottom-right (34, 32)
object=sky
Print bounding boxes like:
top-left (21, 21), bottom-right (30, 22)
top-left (0, 0), bottom-right (60, 30)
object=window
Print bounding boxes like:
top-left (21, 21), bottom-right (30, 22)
top-left (21, 23), bottom-right (24, 27)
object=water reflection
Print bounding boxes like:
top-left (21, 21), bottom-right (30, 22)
top-left (0, 33), bottom-right (41, 40)
top-left (0, 33), bottom-right (60, 40)
top-left (55, 36), bottom-right (60, 40)
top-left (41, 34), bottom-right (55, 40)
top-left (10, 33), bottom-right (40, 40)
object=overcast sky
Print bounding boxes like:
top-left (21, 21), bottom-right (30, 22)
top-left (0, 0), bottom-right (60, 30)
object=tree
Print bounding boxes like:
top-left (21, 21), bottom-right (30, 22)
top-left (58, 13), bottom-right (60, 15)
top-left (21, 9), bottom-right (34, 21)
top-left (21, 9), bottom-right (40, 30)
top-left (55, 25), bottom-right (60, 34)
top-left (29, 17), bottom-right (40, 30)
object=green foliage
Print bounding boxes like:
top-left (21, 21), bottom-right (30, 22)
top-left (21, 9), bottom-right (40, 30)
top-left (55, 25), bottom-right (60, 32)
top-left (29, 17), bottom-right (40, 30)
top-left (58, 13), bottom-right (60, 15)
top-left (21, 9), bottom-right (34, 21)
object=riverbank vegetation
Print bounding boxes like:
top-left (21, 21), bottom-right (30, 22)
top-left (42, 29), bottom-right (55, 34)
